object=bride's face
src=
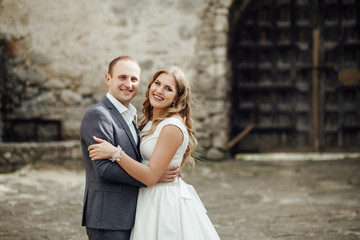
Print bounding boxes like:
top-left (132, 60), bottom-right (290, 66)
top-left (149, 73), bottom-right (177, 110)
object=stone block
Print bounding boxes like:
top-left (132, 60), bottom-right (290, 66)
top-left (62, 120), bottom-right (81, 139)
top-left (30, 52), bottom-right (53, 65)
top-left (214, 33), bottom-right (228, 46)
top-left (204, 100), bottom-right (225, 114)
top-left (25, 87), bottom-right (39, 98)
top-left (216, 8), bottom-right (229, 15)
top-left (206, 148), bottom-right (224, 160)
top-left (197, 131), bottom-right (212, 148)
top-left (214, 46), bottom-right (227, 58)
top-left (210, 114), bottom-right (227, 129)
top-left (60, 89), bottom-right (82, 105)
top-left (64, 160), bottom-right (83, 170)
top-left (12, 66), bottom-right (27, 81)
top-left (44, 78), bottom-right (66, 89)
top-left (213, 131), bottom-right (228, 149)
top-left (219, 0), bottom-right (233, 8)
top-left (8, 153), bottom-right (26, 164)
top-left (193, 107), bottom-right (208, 121)
top-left (3, 151), bottom-right (12, 160)
top-left (36, 91), bottom-right (57, 105)
top-left (199, 138), bottom-right (212, 149)
top-left (214, 15), bottom-right (228, 32)
top-left (28, 67), bottom-right (47, 84)
top-left (71, 147), bottom-right (83, 160)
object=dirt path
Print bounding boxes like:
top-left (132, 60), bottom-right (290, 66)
top-left (0, 159), bottom-right (359, 240)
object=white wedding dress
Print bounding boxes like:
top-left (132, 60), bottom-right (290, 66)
top-left (130, 117), bottom-right (220, 240)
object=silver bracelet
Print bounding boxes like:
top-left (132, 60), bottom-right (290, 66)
top-left (109, 145), bottom-right (122, 162)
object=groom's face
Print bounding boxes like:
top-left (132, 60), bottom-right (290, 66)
top-left (106, 60), bottom-right (140, 108)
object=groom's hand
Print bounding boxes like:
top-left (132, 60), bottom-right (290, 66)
top-left (157, 165), bottom-right (181, 183)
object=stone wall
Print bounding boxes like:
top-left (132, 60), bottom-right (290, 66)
top-left (0, 141), bottom-right (82, 173)
top-left (194, 0), bottom-right (232, 159)
top-left (0, 0), bottom-right (236, 168)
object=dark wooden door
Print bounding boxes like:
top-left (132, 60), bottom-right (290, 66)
top-left (229, 0), bottom-right (360, 153)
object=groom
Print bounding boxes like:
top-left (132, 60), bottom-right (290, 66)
top-left (80, 56), bottom-right (179, 240)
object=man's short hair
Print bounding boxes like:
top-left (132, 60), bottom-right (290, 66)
top-left (108, 56), bottom-right (140, 76)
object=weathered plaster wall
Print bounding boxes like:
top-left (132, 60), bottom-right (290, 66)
top-left (0, 0), bottom-right (234, 164)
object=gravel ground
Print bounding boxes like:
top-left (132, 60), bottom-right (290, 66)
top-left (0, 158), bottom-right (359, 240)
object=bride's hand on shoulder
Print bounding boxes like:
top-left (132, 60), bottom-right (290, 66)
top-left (88, 136), bottom-right (117, 161)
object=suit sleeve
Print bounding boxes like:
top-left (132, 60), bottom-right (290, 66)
top-left (81, 108), bottom-right (146, 188)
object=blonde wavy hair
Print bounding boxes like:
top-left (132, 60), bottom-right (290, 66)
top-left (138, 66), bottom-right (197, 168)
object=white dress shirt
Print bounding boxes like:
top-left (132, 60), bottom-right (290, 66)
top-left (106, 92), bottom-right (138, 144)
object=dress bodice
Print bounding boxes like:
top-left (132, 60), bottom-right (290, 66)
top-left (139, 117), bottom-right (189, 167)
top-left (133, 118), bottom-right (221, 240)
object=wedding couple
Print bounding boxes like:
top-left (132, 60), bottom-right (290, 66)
top-left (80, 56), bottom-right (220, 240)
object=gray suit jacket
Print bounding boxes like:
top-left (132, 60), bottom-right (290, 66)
top-left (80, 96), bottom-right (146, 230)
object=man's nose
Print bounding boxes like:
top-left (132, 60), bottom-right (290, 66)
top-left (124, 78), bottom-right (132, 88)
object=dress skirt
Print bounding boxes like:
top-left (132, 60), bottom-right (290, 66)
top-left (130, 178), bottom-right (220, 240)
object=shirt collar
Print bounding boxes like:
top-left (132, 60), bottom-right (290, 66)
top-left (106, 92), bottom-right (137, 119)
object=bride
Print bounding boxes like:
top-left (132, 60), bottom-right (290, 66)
top-left (88, 65), bottom-right (220, 240)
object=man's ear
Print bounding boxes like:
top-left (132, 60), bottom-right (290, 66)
top-left (105, 73), bottom-right (111, 85)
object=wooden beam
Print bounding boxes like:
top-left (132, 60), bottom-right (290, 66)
top-left (227, 124), bottom-right (255, 148)
top-left (312, 29), bottom-right (320, 152)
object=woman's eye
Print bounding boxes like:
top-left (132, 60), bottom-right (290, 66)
top-left (155, 81), bottom-right (160, 85)
top-left (167, 87), bottom-right (173, 91)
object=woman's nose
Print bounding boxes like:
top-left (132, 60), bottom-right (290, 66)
top-left (155, 86), bottom-right (164, 94)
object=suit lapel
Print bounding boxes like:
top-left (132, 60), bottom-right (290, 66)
top-left (132, 120), bottom-right (141, 153)
top-left (101, 96), bottom-right (141, 160)
top-left (132, 120), bottom-right (140, 143)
